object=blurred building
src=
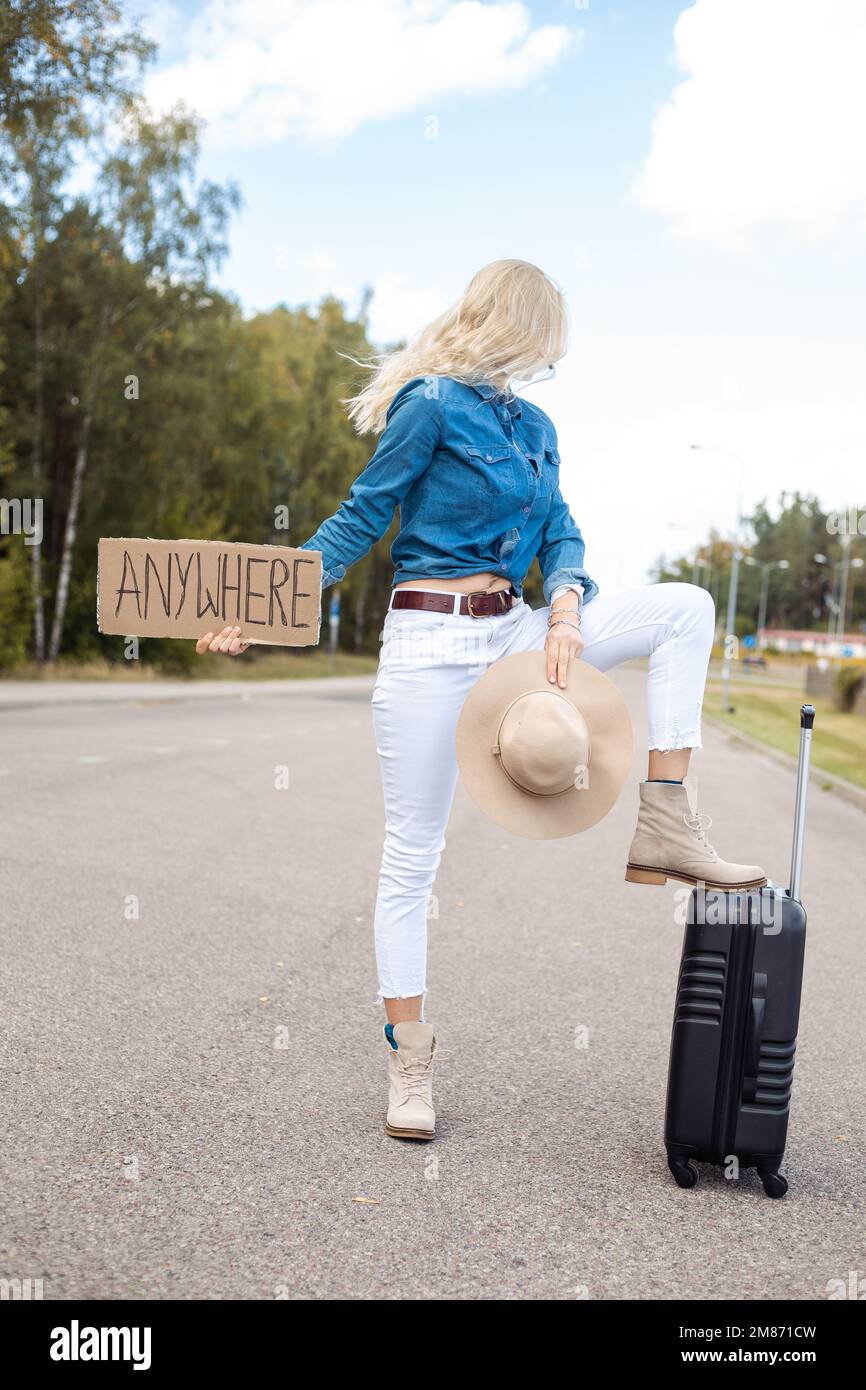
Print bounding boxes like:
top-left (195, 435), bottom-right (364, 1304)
top-left (761, 629), bottom-right (866, 659)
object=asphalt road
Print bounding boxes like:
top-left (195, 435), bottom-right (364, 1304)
top-left (1, 668), bottom-right (863, 1301)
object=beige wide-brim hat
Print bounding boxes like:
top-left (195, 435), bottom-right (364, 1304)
top-left (456, 651), bottom-right (634, 840)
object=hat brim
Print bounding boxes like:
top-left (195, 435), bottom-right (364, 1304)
top-left (456, 651), bottom-right (634, 840)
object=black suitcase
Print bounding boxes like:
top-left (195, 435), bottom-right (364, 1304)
top-left (664, 704), bottom-right (815, 1199)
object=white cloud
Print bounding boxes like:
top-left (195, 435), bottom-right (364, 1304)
top-left (633, 0), bottom-right (866, 247)
top-left (298, 248), bottom-right (353, 303)
top-left (529, 332), bottom-right (866, 590)
top-left (367, 269), bottom-right (447, 343)
top-left (144, 0), bottom-right (576, 147)
top-left (138, 1), bottom-right (185, 50)
top-left (286, 253), bottom-right (444, 338)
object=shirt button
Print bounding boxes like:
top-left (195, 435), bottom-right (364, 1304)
top-left (486, 454), bottom-right (493, 462)
top-left (522, 507), bottom-right (530, 515)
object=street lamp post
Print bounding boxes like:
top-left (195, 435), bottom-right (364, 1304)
top-left (691, 555), bottom-right (712, 588)
top-left (743, 557), bottom-right (790, 642)
top-left (837, 536), bottom-right (851, 643)
top-left (690, 443), bottom-right (746, 714)
top-left (721, 547), bottom-right (741, 713)
top-left (840, 551), bottom-right (865, 638)
top-left (814, 553), bottom-right (840, 636)
top-left (814, 548), bottom-right (865, 656)
top-left (817, 553), bottom-right (845, 639)
top-left (757, 566), bottom-right (773, 638)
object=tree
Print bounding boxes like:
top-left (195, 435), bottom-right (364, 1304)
top-left (45, 103), bottom-right (239, 658)
top-left (654, 492), bottom-right (866, 635)
top-left (0, 0), bottom-right (152, 657)
top-left (0, 7), bottom-right (413, 667)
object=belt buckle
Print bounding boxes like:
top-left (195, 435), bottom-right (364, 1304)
top-left (467, 590), bottom-right (508, 618)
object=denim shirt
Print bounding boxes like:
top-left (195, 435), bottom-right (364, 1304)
top-left (299, 376), bottom-right (598, 606)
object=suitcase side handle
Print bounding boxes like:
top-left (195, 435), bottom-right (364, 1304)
top-left (742, 971), bottom-right (768, 1103)
top-left (788, 704), bottom-right (815, 902)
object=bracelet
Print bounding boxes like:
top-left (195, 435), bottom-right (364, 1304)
top-left (549, 592), bottom-right (582, 619)
top-left (548, 613), bottom-right (582, 631)
top-left (548, 606), bottom-right (581, 623)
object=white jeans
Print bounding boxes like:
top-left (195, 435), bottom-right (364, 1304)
top-left (371, 582), bottom-right (715, 1004)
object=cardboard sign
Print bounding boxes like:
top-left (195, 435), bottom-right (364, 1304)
top-left (97, 537), bottom-right (322, 646)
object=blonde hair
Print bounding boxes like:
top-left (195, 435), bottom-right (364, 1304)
top-left (346, 259), bottom-right (568, 434)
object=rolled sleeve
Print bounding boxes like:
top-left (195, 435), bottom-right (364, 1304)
top-left (300, 378), bottom-right (441, 587)
top-left (536, 487), bottom-right (598, 606)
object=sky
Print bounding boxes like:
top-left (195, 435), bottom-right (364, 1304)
top-left (129, 0), bottom-right (866, 591)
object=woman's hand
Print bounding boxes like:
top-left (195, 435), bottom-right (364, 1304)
top-left (195, 625), bottom-right (251, 657)
top-left (545, 616), bottom-right (584, 688)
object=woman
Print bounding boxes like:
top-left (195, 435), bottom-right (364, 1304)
top-left (197, 260), bottom-right (765, 1142)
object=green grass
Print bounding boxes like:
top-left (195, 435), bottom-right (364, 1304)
top-left (3, 649), bottom-right (379, 682)
top-left (704, 684), bottom-right (866, 791)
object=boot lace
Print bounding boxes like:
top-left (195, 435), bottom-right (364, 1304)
top-left (399, 1055), bottom-right (432, 1100)
top-left (683, 811), bottom-right (719, 861)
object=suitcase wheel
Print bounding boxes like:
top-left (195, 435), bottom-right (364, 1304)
top-left (668, 1157), bottom-right (698, 1190)
top-left (758, 1169), bottom-right (788, 1200)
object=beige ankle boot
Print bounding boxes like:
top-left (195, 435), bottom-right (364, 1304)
top-left (625, 781), bottom-right (766, 889)
top-left (384, 1021), bottom-right (436, 1141)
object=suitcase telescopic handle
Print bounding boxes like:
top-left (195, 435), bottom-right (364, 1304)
top-left (789, 704), bottom-right (816, 902)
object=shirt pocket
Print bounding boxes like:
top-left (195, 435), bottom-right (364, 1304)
top-left (539, 445), bottom-right (561, 498)
top-left (463, 444), bottom-right (517, 500)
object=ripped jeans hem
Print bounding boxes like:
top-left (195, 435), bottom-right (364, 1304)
top-left (647, 729), bottom-right (703, 752)
top-left (376, 987), bottom-right (428, 1019)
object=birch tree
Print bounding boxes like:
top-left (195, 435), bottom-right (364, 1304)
top-left (0, 0), bottom-right (151, 658)
top-left (46, 104), bottom-right (239, 658)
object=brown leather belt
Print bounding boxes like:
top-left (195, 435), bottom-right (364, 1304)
top-left (390, 587), bottom-right (517, 618)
